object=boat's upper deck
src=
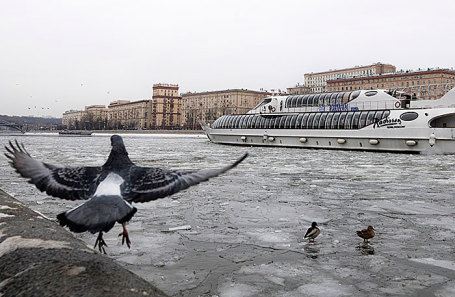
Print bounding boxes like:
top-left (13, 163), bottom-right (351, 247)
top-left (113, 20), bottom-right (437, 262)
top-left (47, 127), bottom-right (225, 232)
top-left (249, 89), bottom-right (416, 114)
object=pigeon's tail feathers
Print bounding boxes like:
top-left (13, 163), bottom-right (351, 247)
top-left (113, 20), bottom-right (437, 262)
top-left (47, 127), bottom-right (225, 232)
top-left (57, 195), bottom-right (137, 234)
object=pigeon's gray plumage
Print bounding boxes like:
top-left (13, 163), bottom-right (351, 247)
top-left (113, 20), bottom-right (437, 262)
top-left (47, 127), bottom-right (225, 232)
top-left (5, 135), bottom-right (248, 253)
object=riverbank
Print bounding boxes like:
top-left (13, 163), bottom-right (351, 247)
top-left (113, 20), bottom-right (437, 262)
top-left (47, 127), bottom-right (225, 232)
top-left (0, 189), bottom-right (167, 297)
top-left (25, 130), bottom-right (205, 135)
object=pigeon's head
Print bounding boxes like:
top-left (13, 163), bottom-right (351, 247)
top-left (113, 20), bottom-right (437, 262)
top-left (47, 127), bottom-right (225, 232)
top-left (110, 135), bottom-right (125, 148)
top-left (104, 135), bottom-right (133, 168)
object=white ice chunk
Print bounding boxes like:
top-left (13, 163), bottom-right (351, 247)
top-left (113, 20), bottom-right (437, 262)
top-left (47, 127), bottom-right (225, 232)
top-left (410, 258), bottom-right (455, 271)
top-left (218, 283), bottom-right (258, 297)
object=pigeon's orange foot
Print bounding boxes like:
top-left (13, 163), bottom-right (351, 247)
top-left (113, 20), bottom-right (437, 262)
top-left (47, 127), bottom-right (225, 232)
top-left (119, 223), bottom-right (131, 248)
top-left (94, 231), bottom-right (108, 254)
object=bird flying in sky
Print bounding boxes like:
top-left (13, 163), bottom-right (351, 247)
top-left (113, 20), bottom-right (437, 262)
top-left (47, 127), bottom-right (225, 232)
top-left (5, 135), bottom-right (248, 253)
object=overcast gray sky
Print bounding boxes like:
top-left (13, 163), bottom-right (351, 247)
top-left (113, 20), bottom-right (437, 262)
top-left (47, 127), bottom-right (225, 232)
top-left (1, 0), bottom-right (454, 117)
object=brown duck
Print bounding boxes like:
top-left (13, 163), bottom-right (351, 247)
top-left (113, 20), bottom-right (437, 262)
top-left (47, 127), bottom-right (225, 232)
top-left (356, 226), bottom-right (375, 243)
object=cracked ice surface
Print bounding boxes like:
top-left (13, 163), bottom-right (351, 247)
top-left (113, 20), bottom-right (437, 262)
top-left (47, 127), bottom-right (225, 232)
top-left (2, 134), bottom-right (455, 296)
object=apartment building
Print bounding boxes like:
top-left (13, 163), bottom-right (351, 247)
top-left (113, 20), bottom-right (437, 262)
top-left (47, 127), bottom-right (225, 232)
top-left (181, 89), bottom-right (271, 129)
top-left (106, 99), bottom-right (152, 129)
top-left (304, 63), bottom-right (396, 93)
top-left (62, 110), bottom-right (86, 129)
top-left (151, 84), bottom-right (182, 129)
top-left (327, 68), bottom-right (455, 99)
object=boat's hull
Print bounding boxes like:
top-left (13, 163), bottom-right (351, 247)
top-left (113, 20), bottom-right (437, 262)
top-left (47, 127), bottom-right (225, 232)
top-left (203, 127), bottom-right (455, 154)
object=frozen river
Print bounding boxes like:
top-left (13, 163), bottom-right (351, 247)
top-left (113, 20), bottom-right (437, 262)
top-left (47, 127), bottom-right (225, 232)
top-left (2, 133), bottom-right (455, 296)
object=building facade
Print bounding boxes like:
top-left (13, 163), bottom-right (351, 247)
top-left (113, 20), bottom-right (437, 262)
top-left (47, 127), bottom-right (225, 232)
top-left (151, 84), bottom-right (182, 129)
top-left (62, 110), bottom-right (86, 129)
top-left (304, 62), bottom-right (396, 93)
top-left (286, 84), bottom-right (310, 95)
top-left (181, 89), bottom-right (271, 129)
top-left (326, 69), bottom-right (455, 99)
top-left (106, 100), bottom-right (152, 129)
top-left (85, 105), bottom-right (107, 130)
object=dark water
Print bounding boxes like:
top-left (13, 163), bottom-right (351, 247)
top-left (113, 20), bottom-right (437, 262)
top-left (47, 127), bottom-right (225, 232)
top-left (1, 133), bottom-right (455, 296)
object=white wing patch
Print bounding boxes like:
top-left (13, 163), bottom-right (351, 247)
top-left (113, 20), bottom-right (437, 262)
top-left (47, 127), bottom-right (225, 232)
top-left (94, 173), bottom-right (124, 196)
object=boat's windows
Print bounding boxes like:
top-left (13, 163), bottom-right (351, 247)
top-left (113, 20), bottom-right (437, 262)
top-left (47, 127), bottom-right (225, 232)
top-left (302, 95), bottom-right (310, 107)
top-left (336, 92), bottom-right (345, 105)
top-left (350, 90), bottom-right (361, 101)
top-left (296, 95), bottom-right (304, 108)
top-left (373, 111), bottom-right (384, 125)
top-left (279, 116), bottom-right (287, 129)
top-left (273, 117), bottom-right (280, 128)
top-left (366, 111), bottom-right (376, 126)
top-left (238, 115), bottom-right (246, 129)
top-left (319, 113), bottom-right (327, 129)
top-left (314, 94), bottom-right (321, 106)
top-left (382, 110), bottom-right (390, 119)
top-left (219, 117), bottom-right (225, 128)
top-left (230, 116), bottom-right (237, 128)
top-left (325, 113), bottom-right (334, 129)
top-left (343, 92), bottom-right (351, 103)
top-left (345, 112), bottom-right (354, 129)
top-left (265, 117), bottom-right (274, 129)
top-left (365, 91), bottom-right (378, 97)
top-left (312, 113), bottom-right (322, 129)
top-left (287, 96), bottom-right (295, 108)
top-left (229, 116), bottom-right (237, 128)
top-left (300, 113), bottom-right (310, 129)
top-left (245, 115), bottom-right (253, 129)
top-left (320, 93), bottom-right (329, 106)
top-left (284, 97), bottom-right (291, 108)
top-left (242, 115), bottom-right (250, 129)
top-left (212, 117), bottom-right (220, 129)
top-left (290, 115), bottom-right (298, 129)
top-left (331, 112), bottom-right (340, 129)
top-left (251, 116), bottom-right (259, 129)
top-left (254, 98), bottom-right (272, 110)
top-left (270, 117), bottom-right (277, 129)
top-left (337, 112), bottom-right (348, 129)
top-left (306, 113), bottom-right (316, 129)
top-left (224, 116), bottom-right (232, 128)
top-left (307, 95), bottom-right (315, 107)
top-left (259, 117), bottom-right (267, 129)
top-left (219, 116), bottom-right (227, 128)
top-left (296, 114), bottom-right (304, 128)
top-left (217, 117), bottom-right (225, 128)
top-left (248, 116), bottom-right (257, 129)
top-left (359, 112), bottom-right (368, 128)
top-left (262, 117), bottom-right (270, 129)
top-left (330, 93), bottom-right (338, 105)
top-left (283, 116), bottom-right (290, 129)
top-left (234, 116), bottom-right (243, 129)
top-left (351, 111), bottom-right (361, 129)
top-left (400, 112), bottom-right (419, 121)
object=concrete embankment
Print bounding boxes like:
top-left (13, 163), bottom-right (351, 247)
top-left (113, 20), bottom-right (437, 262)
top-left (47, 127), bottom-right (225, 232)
top-left (0, 189), bottom-right (167, 297)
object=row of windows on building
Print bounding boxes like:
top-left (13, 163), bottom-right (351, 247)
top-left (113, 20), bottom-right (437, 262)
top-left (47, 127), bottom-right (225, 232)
top-left (212, 110), bottom-right (390, 130)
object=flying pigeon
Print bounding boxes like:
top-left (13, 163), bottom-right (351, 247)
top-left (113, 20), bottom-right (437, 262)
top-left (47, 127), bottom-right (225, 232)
top-left (304, 221), bottom-right (320, 243)
top-left (5, 135), bottom-right (248, 253)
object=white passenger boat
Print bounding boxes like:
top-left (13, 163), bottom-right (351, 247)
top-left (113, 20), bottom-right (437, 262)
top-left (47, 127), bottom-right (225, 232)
top-left (202, 87), bottom-right (455, 154)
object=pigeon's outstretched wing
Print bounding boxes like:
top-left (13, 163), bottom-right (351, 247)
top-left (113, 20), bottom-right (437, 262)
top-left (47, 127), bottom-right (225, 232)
top-left (122, 153), bottom-right (248, 203)
top-left (5, 140), bottom-right (102, 200)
